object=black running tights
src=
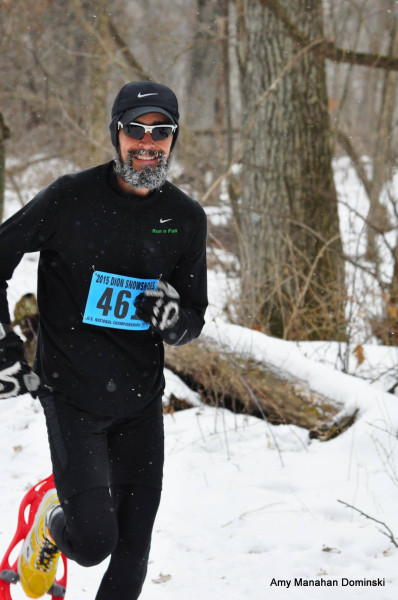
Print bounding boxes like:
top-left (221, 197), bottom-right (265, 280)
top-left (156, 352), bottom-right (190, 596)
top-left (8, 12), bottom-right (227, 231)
top-left (50, 483), bottom-right (162, 600)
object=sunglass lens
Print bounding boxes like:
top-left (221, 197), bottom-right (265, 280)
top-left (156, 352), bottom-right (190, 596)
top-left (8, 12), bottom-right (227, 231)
top-left (151, 127), bottom-right (173, 141)
top-left (124, 124), bottom-right (146, 140)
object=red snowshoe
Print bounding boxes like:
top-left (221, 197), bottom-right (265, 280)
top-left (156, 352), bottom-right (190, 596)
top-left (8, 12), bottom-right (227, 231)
top-left (0, 475), bottom-right (67, 599)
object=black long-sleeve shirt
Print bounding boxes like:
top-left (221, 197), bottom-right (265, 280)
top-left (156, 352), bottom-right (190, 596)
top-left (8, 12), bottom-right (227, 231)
top-left (0, 162), bottom-right (207, 416)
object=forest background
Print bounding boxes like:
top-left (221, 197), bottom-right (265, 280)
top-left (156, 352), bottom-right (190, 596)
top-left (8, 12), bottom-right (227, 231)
top-left (1, 0), bottom-right (398, 429)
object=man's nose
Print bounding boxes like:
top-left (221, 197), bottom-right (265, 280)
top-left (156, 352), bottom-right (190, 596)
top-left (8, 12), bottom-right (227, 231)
top-left (139, 131), bottom-right (155, 146)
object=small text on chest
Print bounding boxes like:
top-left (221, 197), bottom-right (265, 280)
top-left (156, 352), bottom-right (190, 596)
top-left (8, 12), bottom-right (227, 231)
top-left (152, 228), bottom-right (178, 234)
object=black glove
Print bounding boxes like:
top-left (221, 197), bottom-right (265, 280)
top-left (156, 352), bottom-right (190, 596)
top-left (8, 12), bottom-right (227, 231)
top-left (0, 323), bottom-right (41, 399)
top-left (134, 281), bottom-right (180, 333)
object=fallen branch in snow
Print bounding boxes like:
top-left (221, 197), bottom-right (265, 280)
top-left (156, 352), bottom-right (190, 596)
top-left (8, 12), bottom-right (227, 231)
top-left (221, 502), bottom-right (281, 528)
top-left (337, 499), bottom-right (398, 548)
top-left (165, 338), bottom-right (355, 440)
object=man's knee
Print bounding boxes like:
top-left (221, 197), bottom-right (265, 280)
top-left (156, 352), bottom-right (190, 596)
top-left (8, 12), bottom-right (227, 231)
top-left (72, 532), bottom-right (118, 567)
top-left (51, 487), bottom-right (119, 567)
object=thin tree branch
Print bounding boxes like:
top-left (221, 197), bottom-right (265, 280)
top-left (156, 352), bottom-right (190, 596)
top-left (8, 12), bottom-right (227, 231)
top-left (283, 233), bottom-right (341, 338)
top-left (259, 0), bottom-right (398, 71)
top-left (335, 129), bottom-right (372, 199)
top-left (223, 353), bottom-right (285, 467)
top-left (6, 150), bottom-right (73, 176)
top-left (108, 18), bottom-right (152, 81)
top-left (338, 499), bottom-right (398, 547)
top-left (6, 171), bottom-right (25, 208)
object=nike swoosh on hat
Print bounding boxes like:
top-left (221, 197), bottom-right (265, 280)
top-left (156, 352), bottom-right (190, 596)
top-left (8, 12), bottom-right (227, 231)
top-left (138, 92), bottom-right (159, 98)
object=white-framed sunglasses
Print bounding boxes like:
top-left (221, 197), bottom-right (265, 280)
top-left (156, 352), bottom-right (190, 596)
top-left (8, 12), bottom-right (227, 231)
top-left (118, 121), bottom-right (177, 141)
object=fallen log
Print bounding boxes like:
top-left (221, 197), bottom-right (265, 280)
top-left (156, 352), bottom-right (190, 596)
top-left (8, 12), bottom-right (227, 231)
top-left (165, 337), bottom-right (356, 441)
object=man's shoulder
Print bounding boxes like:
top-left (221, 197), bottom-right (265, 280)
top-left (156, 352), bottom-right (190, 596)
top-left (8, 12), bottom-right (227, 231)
top-left (161, 181), bottom-right (206, 219)
top-left (55, 162), bottom-right (109, 190)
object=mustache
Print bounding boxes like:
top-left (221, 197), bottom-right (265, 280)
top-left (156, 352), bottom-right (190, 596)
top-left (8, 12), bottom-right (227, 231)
top-left (127, 149), bottom-right (166, 160)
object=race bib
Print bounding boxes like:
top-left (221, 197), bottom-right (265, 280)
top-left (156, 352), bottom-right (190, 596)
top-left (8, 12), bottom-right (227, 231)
top-left (83, 271), bottom-right (158, 331)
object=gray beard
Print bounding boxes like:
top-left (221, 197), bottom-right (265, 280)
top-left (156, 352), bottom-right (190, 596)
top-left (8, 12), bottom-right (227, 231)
top-left (114, 149), bottom-right (170, 190)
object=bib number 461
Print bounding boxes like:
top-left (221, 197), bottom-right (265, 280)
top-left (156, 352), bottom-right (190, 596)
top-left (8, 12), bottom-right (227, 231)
top-left (97, 288), bottom-right (132, 319)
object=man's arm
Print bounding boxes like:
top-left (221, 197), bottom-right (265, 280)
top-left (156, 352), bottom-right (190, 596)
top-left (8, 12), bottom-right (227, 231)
top-left (0, 184), bottom-right (58, 398)
top-left (0, 183), bottom-right (58, 323)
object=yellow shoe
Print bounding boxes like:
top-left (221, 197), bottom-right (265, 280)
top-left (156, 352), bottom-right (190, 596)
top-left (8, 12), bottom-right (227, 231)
top-left (17, 489), bottom-right (61, 598)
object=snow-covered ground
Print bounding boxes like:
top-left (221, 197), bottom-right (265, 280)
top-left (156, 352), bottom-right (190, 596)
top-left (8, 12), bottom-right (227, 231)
top-left (1, 159), bottom-right (398, 599)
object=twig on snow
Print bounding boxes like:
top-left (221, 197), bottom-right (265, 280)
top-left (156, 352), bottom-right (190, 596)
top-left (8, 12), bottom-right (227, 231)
top-left (338, 499), bottom-right (398, 548)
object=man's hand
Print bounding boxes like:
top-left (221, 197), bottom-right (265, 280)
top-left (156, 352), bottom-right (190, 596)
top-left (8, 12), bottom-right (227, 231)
top-left (134, 281), bottom-right (180, 332)
top-left (0, 323), bottom-right (41, 399)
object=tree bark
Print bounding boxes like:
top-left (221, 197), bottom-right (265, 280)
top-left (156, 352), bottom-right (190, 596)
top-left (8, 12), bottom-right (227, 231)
top-left (366, 17), bottom-right (398, 261)
top-left (187, 0), bottom-right (222, 128)
top-left (219, 0), bottom-right (233, 167)
top-left (235, 0), bottom-right (345, 340)
top-left (71, 0), bottom-right (109, 165)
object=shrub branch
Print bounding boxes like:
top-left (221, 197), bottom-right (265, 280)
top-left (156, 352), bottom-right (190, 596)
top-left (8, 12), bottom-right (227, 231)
top-left (338, 499), bottom-right (398, 548)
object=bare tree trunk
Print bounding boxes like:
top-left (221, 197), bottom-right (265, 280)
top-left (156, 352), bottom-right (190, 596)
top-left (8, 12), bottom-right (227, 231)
top-left (72, 0), bottom-right (109, 165)
top-left (88, 7), bottom-right (108, 165)
top-left (187, 0), bottom-right (218, 128)
top-left (366, 17), bottom-right (398, 261)
top-left (234, 0), bottom-right (345, 340)
top-left (219, 0), bottom-right (233, 167)
top-left (0, 112), bottom-right (10, 224)
top-left (185, 0), bottom-right (229, 182)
